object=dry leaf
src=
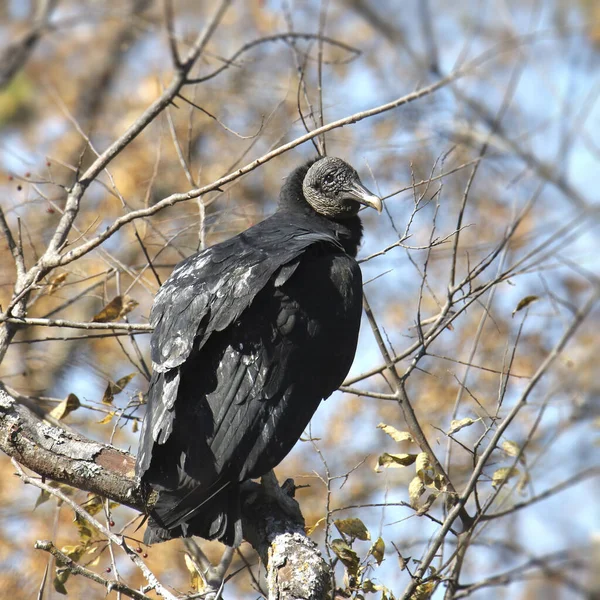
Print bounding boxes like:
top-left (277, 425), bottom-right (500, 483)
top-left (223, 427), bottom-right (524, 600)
top-left (330, 539), bottom-right (360, 576)
top-left (92, 296), bottom-right (123, 322)
top-left (377, 423), bottom-right (414, 443)
top-left (74, 512), bottom-right (97, 544)
top-left (102, 373), bottom-right (136, 404)
top-left (306, 516), bottom-right (326, 536)
top-left (415, 452), bottom-right (434, 482)
top-left (98, 411), bottom-right (115, 424)
top-left (409, 476), bottom-right (425, 509)
top-left (413, 580), bottom-right (436, 599)
top-left (47, 272), bottom-right (68, 295)
top-left (448, 417), bottom-right (477, 435)
top-left (119, 295), bottom-right (139, 317)
top-left (492, 466), bottom-right (520, 488)
top-left (375, 452), bottom-right (418, 471)
top-left (512, 295), bottom-right (539, 316)
top-left (334, 517), bottom-right (371, 541)
top-left (34, 489), bottom-right (51, 509)
top-left (49, 393), bottom-right (80, 421)
top-left (368, 536), bottom-right (385, 565)
top-left (184, 553), bottom-right (204, 592)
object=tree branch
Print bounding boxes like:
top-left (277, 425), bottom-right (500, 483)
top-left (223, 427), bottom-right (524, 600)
top-left (0, 381), bottom-right (331, 599)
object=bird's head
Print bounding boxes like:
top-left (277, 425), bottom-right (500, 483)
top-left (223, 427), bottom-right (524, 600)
top-left (302, 157), bottom-right (383, 219)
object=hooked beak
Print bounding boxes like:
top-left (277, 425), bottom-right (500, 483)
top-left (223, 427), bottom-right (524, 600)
top-left (345, 179), bottom-right (383, 213)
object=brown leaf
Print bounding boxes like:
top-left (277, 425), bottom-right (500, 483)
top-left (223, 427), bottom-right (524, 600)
top-left (512, 295), bottom-right (539, 316)
top-left (49, 393), bottom-right (80, 421)
top-left (102, 372), bottom-right (136, 404)
top-left (334, 517), bottom-right (371, 541)
top-left (92, 296), bottom-right (123, 322)
top-left (47, 272), bottom-right (68, 295)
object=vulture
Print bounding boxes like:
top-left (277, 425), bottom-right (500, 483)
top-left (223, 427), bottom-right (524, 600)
top-left (136, 156), bottom-right (382, 546)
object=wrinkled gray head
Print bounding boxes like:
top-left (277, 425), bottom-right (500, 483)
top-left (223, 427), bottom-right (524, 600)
top-left (302, 157), bottom-right (382, 219)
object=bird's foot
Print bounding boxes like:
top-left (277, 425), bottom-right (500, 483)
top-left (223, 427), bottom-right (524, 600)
top-left (260, 470), bottom-right (304, 525)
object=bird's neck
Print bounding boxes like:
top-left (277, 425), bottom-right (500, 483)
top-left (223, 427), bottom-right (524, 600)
top-left (277, 203), bottom-right (363, 257)
top-left (277, 158), bottom-right (363, 257)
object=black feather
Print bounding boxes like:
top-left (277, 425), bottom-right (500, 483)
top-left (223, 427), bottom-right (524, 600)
top-left (136, 157), bottom-right (379, 546)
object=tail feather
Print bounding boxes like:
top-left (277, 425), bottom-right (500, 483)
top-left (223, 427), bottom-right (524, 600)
top-left (144, 484), bottom-right (242, 547)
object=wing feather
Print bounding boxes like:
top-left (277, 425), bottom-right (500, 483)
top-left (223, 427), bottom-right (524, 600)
top-left (137, 226), bottom-right (344, 480)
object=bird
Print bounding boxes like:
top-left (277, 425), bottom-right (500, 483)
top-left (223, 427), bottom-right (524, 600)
top-left (136, 156), bottom-right (382, 546)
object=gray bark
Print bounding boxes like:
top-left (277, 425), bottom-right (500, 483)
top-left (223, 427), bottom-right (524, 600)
top-left (0, 382), bottom-right (331, 599)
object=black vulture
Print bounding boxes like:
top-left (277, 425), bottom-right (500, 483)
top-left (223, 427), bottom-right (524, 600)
top-left (136, 156), bottom-right (382, 546)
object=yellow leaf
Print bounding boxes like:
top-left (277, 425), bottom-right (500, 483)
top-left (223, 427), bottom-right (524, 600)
top-left (334, 517), bottom-right (370, 541)
top-left (415, 452), bottom-right (434, 483)
top-left (413, 580), bottom-right (436, 599)
top-left (377, 423), bottom-right (414, 443)
top-left (416, 492), bottom-right (438, 515)
top-left (500, 440), bottom-right (526, 464)
top-left (49, 393), bottom-right (80, 421)
top-left (184, 553), bottom-right (204, 592)
top-left (47, 272), bottom-right (68, 295)
top-left (512, 295), bottom-right (539, 316)
top-left (375, 452), bottom-right (418, 471)
top-left (517, 470), bottom-right (530, 495)
top-left (306, 516), bottom-right (326, 536)
top-left (368, 537), bottom-right (385, 565)
top-left (73, 512), bottom-right (98, 544)
top-left (60, 545), bottom-right (85, 561)
top-left (448, 417), bottom-right (477, 435)
top-left (409, 476), bottom-right (425, 509)
top-left (82, 494), bottom-right (104, 516)
top-left (492, 467), bottom-right (520, 488)
top-left (87, 554), bottom-right (100, 567)
top-left (98, 411), bottom-right (115, 424)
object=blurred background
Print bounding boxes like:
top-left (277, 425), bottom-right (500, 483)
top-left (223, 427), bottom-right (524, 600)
top-left (0, 0), bottom-right (598, 598)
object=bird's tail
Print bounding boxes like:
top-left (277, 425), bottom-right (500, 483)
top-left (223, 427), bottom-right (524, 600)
top-left (143, 483), bottom-right (243, 547)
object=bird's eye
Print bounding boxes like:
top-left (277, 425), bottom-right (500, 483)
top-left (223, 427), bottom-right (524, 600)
top-left (323, 173), bottom-right (335, 185)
